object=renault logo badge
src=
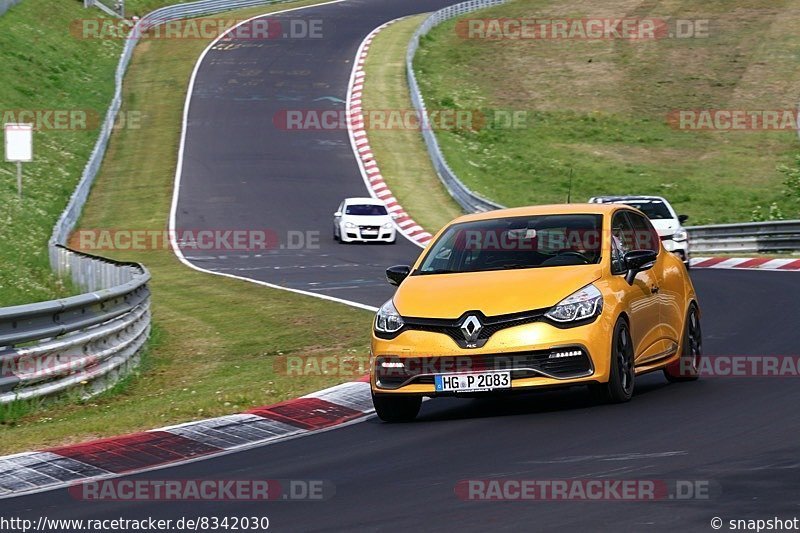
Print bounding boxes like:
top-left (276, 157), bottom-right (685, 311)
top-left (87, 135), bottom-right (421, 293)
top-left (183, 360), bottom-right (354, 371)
top-left (460, 315), bottom-right (483, 342)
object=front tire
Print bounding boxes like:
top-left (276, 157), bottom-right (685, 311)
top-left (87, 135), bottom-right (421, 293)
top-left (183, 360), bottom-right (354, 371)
top-left (664, 304), bottom-right (702, 382)
top-left (372, 393), bottom-right (421, 422)
top-left (593, 318), bottom-right (635, 403)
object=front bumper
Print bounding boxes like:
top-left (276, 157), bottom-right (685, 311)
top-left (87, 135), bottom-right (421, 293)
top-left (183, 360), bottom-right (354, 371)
top-left (662, 238), bottom-right (690, 263)
top-left (370, 318), bottom-right (614, 396)
top-left (341, 225), bottom-right (396, 242)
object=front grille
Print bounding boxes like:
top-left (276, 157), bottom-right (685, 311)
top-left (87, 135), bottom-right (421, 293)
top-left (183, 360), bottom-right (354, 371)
top-left (359, 225), bottom-right (381, 239)
top-left (375, 348), bottom-right (592, 388)
top-left (393, 309), bottom-right (546, 348)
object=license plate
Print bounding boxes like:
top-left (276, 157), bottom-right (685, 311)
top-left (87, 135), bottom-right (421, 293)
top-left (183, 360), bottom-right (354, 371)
top-left (361, 229), bottom-right (378, 235)
top-left (434, 371), bottom-right (511, 393)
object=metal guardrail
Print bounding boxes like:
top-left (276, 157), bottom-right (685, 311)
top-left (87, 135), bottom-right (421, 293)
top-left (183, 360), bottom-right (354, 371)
top-left (0, 0), bottom-right (22, 17)
top-left (1, 0), bottom-right (297, 404)
top-left (407, 1), bottom-right (800, 252)
top-left (687, 221), bottom-right (800, 254)
top-left (0, 247), bottom-right (151, 403)
top-left (406, 0), bottom-right (507, 213)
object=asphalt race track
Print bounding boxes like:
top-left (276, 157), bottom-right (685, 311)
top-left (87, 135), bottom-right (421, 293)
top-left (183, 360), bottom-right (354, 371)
top-left (171, 0), bottom-right (460, 308)
top-left (8, 269), bottom-right (800, 530)
top-left (7, 1), bottom-right (800, 531)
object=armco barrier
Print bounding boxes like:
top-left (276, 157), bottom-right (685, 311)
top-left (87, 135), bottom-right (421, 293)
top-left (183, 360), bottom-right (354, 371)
top-left (406, 0), bottom-right (507, 213)
top-left (687, 220), bottom-right (800, 254)
top-left (0, 0), bottom-right (23, 17)
top-left (0, 247), bottom-right (150, 403)
top-left (406, 1), bottom-right (800, 251)
top-left (1, 0), bottom-right (299, 404)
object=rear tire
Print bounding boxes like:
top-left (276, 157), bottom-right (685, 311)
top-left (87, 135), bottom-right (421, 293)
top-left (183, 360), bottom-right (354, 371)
top-left (664, 304), bottom-right (702, 382)
top-left (372, 393), bottom-right (421, 422)
top-left (592, 318), bottom-right (635, 403)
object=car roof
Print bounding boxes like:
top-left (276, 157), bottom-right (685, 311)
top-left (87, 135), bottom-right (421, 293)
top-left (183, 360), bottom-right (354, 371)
top-left (343, 197), bottom-right (384, 205)
top-left (451, 203), bottom-right (626, 224)
top-left (589, 195), bottom-right (668, 203)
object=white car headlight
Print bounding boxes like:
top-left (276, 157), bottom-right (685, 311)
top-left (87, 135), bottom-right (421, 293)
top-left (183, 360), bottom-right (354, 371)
top-left (545, 284), bottom-right (603, 323)
top-left (344, 221), bottom-right (356, 229)
top-left (672, 229), bottom-right (688, 242)
top-left (382, 222), bottom-right (393, 229)
top-left (375, 299), bottom-right (404, 333)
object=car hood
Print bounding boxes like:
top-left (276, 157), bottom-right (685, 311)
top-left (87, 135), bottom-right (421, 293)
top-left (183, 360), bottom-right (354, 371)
top-left (342, 214), bottom-right (392, 225)
top-left (394, 265), bottom-right (603, 318)
top-left (649, 219), bottom-right (679, 237)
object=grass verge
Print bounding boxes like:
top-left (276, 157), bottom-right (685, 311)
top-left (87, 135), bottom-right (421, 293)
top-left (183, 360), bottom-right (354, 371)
top-left (413, 0), bottom-right (800, 224)
top-left (0, 0), bottom-right (373, 455)
top-left (361, 15), bottom-right (463, 233)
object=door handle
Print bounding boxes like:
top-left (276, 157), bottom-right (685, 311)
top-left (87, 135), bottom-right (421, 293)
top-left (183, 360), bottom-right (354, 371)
top-left (650, 285), bottom-right (660, 294)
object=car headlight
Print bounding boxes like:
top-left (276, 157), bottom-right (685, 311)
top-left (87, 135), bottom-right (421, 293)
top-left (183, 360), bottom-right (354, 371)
top-left (344, 221), bottom-right (356, 229)
top-left (382, 222), bottom-right (393, 229)
top-left (545, 284), bottom-right (603, 323)
top-left (672, 229), bottom-right (688, 242)
top-left (375, 299), bottom-right (404, 333)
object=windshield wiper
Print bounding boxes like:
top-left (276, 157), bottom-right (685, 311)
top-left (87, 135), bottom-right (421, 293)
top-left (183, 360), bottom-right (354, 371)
top-left (417, 268), bottom-right (459, 275)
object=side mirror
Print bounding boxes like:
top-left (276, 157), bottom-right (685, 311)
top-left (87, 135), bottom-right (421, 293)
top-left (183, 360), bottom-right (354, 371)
top-left (334, 211), bottom-right (342, 217)
top-left (386, 265), bottom-right (411, 286)
top-left (678, 214), bottom-right (689, 224)
top-left (623, 250), bottom-right (657, 285)
top-left (390, 213), bottom-right (399, 220)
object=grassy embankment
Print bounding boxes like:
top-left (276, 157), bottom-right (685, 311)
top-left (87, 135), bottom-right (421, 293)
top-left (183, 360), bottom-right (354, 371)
top-left (0, 0), bottom-right (373, 454)
top-left (413, 0), bottom-right (800, 224)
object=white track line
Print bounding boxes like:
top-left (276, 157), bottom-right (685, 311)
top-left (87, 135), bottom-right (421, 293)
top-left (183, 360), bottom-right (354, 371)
top-left (168, 0), bottom-right (379, 313)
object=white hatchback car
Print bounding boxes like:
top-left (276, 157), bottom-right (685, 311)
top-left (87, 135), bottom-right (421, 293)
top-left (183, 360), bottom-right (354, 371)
top-left (333, 198), bottom-right (397, 244)
top-left (589, 195), bottom-right (690, 266)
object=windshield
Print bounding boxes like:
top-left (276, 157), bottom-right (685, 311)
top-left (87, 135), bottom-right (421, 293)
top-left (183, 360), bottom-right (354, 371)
top-left (345, 204), bottom-right (388, 216)
top-left (619, 200), bottom-right (672, 220)
top-left (417, 214), bottom-right (603, 275)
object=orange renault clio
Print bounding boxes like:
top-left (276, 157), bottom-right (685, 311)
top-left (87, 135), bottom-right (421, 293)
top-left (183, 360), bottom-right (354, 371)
top-left (370, 204), bottom-right (702, 422)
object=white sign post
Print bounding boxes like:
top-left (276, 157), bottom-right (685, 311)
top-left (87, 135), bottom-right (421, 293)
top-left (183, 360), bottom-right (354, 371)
top-left (4, 123), bottom-right (33, 199)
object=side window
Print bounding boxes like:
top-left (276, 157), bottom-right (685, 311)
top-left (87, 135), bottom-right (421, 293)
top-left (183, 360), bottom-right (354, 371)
top-left (626, 212), bottom-right (660, 252)
top-left (610, 212), bottom-right (633, 274)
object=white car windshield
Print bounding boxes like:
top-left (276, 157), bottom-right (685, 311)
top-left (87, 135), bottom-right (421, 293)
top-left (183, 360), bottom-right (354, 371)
top-left (621, 200), bottom-right (672, 220)
top-left (346, 204), bottom-right (388, 216)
